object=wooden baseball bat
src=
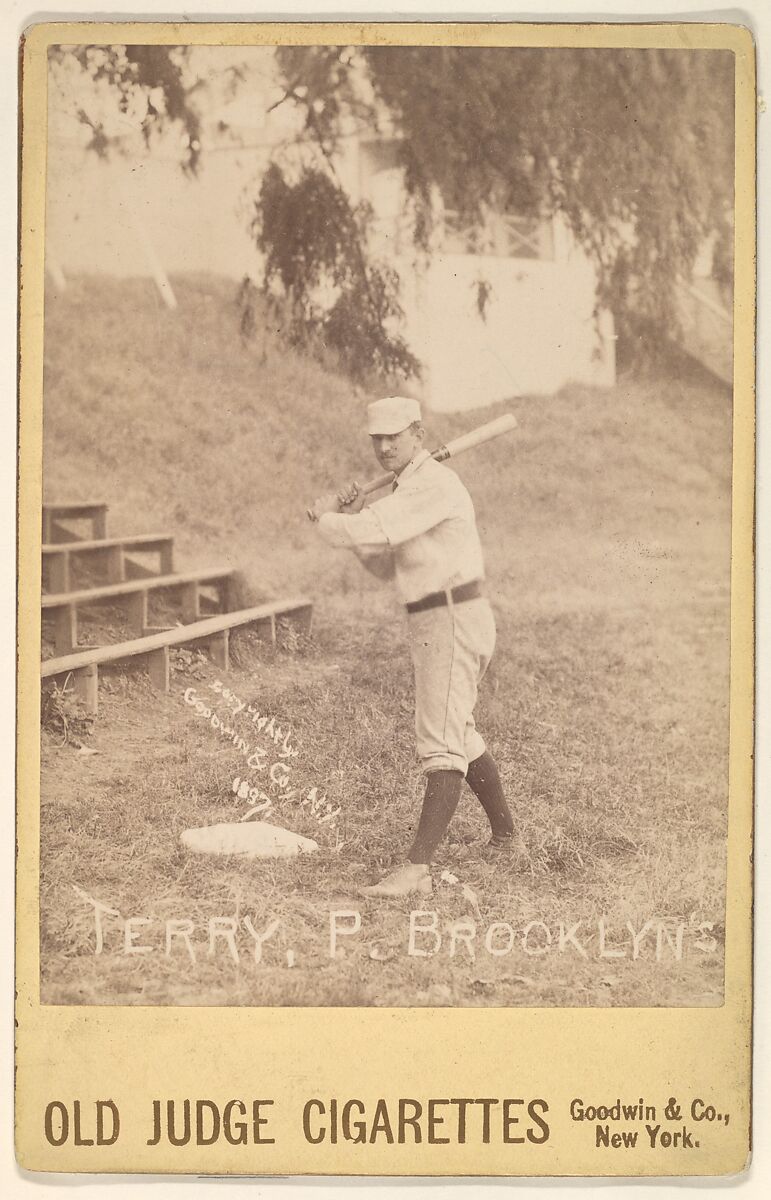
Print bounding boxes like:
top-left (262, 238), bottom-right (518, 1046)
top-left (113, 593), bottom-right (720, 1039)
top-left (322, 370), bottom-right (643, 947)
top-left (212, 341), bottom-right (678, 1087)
top-left (307, 412), bottom-right (517, 520)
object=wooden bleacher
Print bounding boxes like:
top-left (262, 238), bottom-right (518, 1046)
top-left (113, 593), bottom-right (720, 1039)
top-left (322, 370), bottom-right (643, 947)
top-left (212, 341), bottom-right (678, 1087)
top-left (42, 567), bottom-right (235, 654)
top-left (43, 533), bottom-right (175, 592)
top-left (42, 502), bottom-right (108, 543)
top-left (42, 600), bottom-right (313, 714)
top-left (40, 501), bottom-right (313, 712)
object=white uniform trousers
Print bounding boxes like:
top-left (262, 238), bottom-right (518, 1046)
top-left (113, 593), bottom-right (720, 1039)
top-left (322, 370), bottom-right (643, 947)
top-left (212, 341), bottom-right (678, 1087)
top-left (407, 595), bottom-right (496, 775)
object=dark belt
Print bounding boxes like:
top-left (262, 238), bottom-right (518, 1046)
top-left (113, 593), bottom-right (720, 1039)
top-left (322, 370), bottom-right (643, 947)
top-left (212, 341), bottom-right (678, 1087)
top-left (406, 579), bottom-right (483, 615)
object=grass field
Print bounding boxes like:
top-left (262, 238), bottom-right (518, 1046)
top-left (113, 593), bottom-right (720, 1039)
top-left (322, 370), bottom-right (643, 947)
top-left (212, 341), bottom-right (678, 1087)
top-left (39, 275), bottom-right (732, 1007)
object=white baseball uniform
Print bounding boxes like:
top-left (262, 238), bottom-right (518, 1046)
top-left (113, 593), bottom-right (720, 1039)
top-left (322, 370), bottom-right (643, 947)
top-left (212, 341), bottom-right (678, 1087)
top-left (318, 449), bottom-right (494, 774)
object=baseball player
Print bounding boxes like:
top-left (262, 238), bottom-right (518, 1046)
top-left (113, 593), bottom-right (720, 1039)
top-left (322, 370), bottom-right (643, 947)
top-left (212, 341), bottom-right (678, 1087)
top-left (310, 396), bottom-right (514, 897)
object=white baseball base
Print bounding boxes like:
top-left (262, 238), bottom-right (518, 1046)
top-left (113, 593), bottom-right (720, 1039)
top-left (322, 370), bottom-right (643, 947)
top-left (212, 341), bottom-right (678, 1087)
top-left (181, 821), bottom-right (319, 859)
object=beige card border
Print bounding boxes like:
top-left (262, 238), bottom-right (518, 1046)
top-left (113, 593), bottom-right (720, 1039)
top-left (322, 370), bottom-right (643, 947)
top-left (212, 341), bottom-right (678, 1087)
top-left (16, 20), bottom-right (755, 1176)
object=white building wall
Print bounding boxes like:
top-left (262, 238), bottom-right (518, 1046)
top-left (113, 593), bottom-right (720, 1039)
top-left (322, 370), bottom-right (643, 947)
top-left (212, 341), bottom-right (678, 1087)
top-left (46, 138), bottom-right (616, 408)
top-left (46, 145), bottom-right (266, 282)
top-left (355, 139), bottom-right (616, 410)
top-left (400, 249), bottom-right (615, 412)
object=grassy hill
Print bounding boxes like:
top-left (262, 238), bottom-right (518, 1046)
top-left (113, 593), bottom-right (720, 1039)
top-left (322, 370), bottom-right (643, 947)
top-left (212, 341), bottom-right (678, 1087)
top-left (43, 274), bottom-right (731, 614)
top-left (40, 274), bottom-right (733, 1007)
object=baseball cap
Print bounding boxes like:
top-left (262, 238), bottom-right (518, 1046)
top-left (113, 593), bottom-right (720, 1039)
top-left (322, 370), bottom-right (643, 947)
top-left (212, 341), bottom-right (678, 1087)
top-left (367, 396), bottom-right (422, 436)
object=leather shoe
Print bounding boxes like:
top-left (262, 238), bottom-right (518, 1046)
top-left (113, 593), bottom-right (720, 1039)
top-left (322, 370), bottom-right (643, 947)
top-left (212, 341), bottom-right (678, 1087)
top-left (359, 863), bottom-right (433, 898)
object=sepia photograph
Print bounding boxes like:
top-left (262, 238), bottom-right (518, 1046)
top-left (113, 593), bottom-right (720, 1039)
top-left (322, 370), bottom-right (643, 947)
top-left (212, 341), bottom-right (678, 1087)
top-left (37, 37), bottom-right (737, 1010)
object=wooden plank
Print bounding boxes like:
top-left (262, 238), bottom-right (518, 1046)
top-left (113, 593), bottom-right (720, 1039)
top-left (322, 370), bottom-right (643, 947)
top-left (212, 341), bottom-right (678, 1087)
top-left (92, 506), bottom-right (108, 539)
top-left (72, 663), bottom-right (99, 715)
top-left (43, 533), bottom-right (175, 555)
top-left (126, 591), bottom-right (148, 636)
top-left (42, 567), bottom-right (233, 608)
top-left (42, 598), bottom-right (313, 678)
top-left (146, 646), bottom-right (170, 692)
top-left (197, 591), bottom-right (221, 617)
top-left (44, 538), bottom-right (176, 586)
top-left (43, 503), bottom-right (109, 542)
top-left (105, 544), bottom-right (124, 584)
top-left (49, 519), bottom-right (77, 545)
top-left (123, 556), bottom-right (158, 581)
top-left (159, 538), bottom-right (174, 574)
top-left (180, 581), bottom-right (199, 622)
top-left (47, 552), bottom-right (70, 594)
top-left (43, 502), bottom-right (109, 518)
top-left (293, 603), bottom-right (314, 636)
top-left (53, 605), bottom-right (78, 655)
top-left (217, 576), bottom-right (233, 613)
top-left (208, 629), bottom-right (230, 671)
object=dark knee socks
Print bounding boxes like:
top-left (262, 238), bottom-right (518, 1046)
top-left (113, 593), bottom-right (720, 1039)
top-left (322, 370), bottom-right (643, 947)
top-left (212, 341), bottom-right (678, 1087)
top-left (465, 750), bottom-right (514, 839)
top-left (407, 770), bottom-right (463, 864)
top-left (406, 754), bottom-right (513, 864)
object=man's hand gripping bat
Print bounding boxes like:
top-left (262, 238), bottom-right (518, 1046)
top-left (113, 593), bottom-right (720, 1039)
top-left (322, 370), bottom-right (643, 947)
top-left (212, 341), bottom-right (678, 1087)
top-left (306, 413), bottom-right (517, 521)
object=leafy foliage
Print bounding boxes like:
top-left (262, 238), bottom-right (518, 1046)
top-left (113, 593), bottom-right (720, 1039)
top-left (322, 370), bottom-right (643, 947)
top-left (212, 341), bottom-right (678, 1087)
top-left (290, 45), bottom-right (735, 352)
top-left (474, 278), bottom-right (494, 323)
top-left (52, 42), bottom-right (735, 365)
top-left (49, 44), bottom-right (202, 172)
top-left (252, 163), bottom-right (420, 380)
top-left (274, 45), bottom-right (368, 156)
top-left (42, 682), bottom-right (95, 746)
